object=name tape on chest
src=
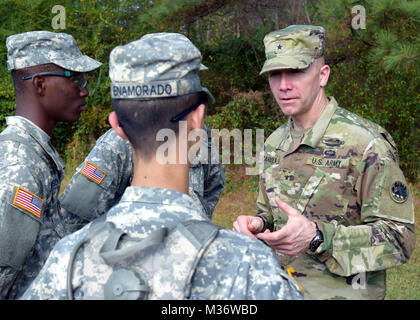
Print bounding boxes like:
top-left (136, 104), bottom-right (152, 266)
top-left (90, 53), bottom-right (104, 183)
top-left (13, 187), bottom-right (44, 218)
top-left (81, 161), bottom-right (107, 184)
top-left (307, 156), bottom-right (349, 169)
top-left (111, 80), bottom-right (178, 99)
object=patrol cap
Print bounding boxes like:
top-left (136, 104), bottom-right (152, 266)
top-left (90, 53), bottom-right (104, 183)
top-left (109, 32), bottom-right (214, 103)
top-left (260, 25), bottom-right (325, 75)
top-left (6, 30), bottom-right (102, 72)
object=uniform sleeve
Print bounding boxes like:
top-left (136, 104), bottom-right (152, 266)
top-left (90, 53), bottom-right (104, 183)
top-left (315, 138), bottom-right (416, 277)
top-left (19, 236), bottom-right (76, 300)
top-left (0, 162), bottom-right (45, 299)
top-left (60, 129), bottom-right (133, 233)
top-left (201, 126), bottom-right (225, 217)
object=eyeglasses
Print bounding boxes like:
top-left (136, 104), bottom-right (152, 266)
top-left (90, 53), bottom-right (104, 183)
top-left (170, 99), bottom-right (204, 122)
top-left (22, 70), bottom-right (89, 89)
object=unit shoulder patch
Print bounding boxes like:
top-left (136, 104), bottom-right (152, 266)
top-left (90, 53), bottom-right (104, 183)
top-left (12, 187), bottom-right (44, 218)
top-left (81, 161), bottom-right (107, 184)
top-left (390, 181), bottom-right (408, 203)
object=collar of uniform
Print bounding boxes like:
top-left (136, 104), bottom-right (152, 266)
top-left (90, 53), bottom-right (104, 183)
top-left (5, 116), bottom-right (65, 176)
top-left (299, 96), bottom-right (338, 148)
top-left (119, 186), bottom-right (208, 220)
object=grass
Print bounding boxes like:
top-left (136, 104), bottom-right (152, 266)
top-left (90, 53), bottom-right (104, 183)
top-left (211, 164), bottom-right (420, 300)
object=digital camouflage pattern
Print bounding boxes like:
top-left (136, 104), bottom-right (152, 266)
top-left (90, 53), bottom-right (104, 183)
top-left (256, 97), bottom-right (416, 299)
top-left (0, 117), bottom-right (67, 299)
top-left (60, 125), bottom-right (226, 233)
top-left (260, 25), bottom-right (325, 75)
top-left (22, 186), bottom-right (303, 300)
top-left (6, 31), bottom-right (102, 72)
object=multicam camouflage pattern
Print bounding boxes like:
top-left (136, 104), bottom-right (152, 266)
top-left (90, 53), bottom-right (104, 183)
top-left (256, 97), bottom-right (416, 300)
top-left (260, 25), bottom-right (325, 75)
top-left (109, 32), bottom-right (214, 102)
top-left (60, 125), bottom-right (225, 233)
top-left (6, 31), bottom-right (101, 72)
top-left (22, 187), bottom-right (302, 300)
top-left (0, 116), bottom-right (67, 299)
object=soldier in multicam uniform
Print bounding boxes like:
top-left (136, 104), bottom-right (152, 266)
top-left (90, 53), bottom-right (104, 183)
top-left (0, 31), bottom-right (101, 299)
top-left (21, 33), bottom-right (302, 300)
top-left (234, 25), bottom-right (415, 299)
top-left (59, 123), bottom-right (225, 234)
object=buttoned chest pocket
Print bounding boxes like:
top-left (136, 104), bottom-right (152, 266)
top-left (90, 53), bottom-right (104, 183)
top-left (298, 167), bottom-right (350, 223)
top-left (263, 165), bottom-right (350, 224)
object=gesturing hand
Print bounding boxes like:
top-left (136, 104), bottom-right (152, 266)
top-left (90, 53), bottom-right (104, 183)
top-left (233, 215), bottom-right (264, 239)
top-left (256, 197), bottom-right (317, 256)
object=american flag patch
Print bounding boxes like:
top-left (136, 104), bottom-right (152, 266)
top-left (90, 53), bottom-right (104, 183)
top-left (81, 161), bottom-right (106, 184)
top-left (13, 187), bottom-right (44, 218)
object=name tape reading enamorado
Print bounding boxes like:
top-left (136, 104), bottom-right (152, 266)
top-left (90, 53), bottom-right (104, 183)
top-left (111, 80), bottom-right (178, 99)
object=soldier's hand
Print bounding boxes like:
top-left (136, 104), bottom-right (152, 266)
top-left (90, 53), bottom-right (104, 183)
top-left (233, 215), bottom-right (264, 239)
top-left (256, 197), bottom-right (317, 255)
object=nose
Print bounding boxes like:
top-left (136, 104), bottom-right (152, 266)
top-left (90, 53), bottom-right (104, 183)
top-left (80, 87), bottom-right (89, 97)
top-left (278, 72), bottom-right (292, 91)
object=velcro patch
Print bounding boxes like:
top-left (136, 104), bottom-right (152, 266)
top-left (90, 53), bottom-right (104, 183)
top-left (81, 161), bottom-right (107, 184)
top-left (13, 187), bottom-right (44, 218)
top-left (307, 156), bottom-right (349, 169)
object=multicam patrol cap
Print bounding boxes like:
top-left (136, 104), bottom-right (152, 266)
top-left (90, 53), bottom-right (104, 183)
top-left (260, 25), bottom-right (325, 75)
top-left (109, 32), bottom-right (214, 103)
top-left (6, 30), bottom-right (102, 72)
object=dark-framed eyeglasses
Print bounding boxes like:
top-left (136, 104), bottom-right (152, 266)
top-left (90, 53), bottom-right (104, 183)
top-left (22, 70), bottom-right (89, 89)
top-left (170, 99), bottom-right (204, 122)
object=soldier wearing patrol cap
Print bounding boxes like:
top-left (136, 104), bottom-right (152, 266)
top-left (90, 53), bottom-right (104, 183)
top-left (233, 25), bottom-right (415, 299)
top-left (21, 33), bottom-right (302, 300)
top-left (0, 31), bottom-right (101, 299)
top-left (59, 122), bottom-right (225, 234)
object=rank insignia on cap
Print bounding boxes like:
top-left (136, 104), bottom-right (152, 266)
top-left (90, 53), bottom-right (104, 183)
top-left (81, 161), bottom-right (106, 184)
top-left (13, 187), bottom-right (44, 218)
top-left (390, 181), bottom-right (408, 203)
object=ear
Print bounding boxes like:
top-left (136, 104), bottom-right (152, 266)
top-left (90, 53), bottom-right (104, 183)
top-left (319, 64), bottom-right (330, 88)
top-left (187, 104), bottom-right (205, 130)
top-left (108, 111), bottom-right (129, 140)
top-left (31, 74), bottom-right (46, 96)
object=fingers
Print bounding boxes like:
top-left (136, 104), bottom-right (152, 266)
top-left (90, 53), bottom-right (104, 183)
top-left (275, 197), bottom-right (299, 217)
top-left (233, 216), bottom-right (263, 239)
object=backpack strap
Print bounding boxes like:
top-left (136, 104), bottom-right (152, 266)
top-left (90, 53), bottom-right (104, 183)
top-left (176, 220), bottom-right (220, 298)
top-left (66, 218), bottom-right (220, 300)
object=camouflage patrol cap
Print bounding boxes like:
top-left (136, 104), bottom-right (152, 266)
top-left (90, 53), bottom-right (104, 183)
top-left (109, 32), bottom-right (214, 103)
top-left (260, 25), bottom-right (325, 75)
top-left (6, 30), bottom-right (102, 72)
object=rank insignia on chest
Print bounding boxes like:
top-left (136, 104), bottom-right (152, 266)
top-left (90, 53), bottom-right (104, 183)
top-left (81, 161), bottom-right (107, 184)
top-left (390, 181), bottom-right (408, 203)
top-left (13, 187), bottom-right (44, 218)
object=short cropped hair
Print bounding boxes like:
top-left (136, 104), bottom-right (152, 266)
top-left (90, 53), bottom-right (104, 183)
top-left (11, 63), bottom-right (62, 94)
top-left (112, 91), bottom-right (206, 161)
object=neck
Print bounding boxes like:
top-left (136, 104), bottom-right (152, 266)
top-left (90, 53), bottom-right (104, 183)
top-left (292, 93), bottom-right (329, 131)
top-left (15, 97), bottom-right (55, 136)
top-left (130, 151), bottom-right (189, 194)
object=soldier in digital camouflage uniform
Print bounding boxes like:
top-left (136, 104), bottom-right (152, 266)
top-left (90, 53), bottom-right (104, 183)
top-left (59, 123), bottom-right (225, 234)
top-left (21, 33), bottom-right (302, 300)
top-left (233, 25), bottom-right (415, 300)
top-left (0, 31), bottom-right (101, 299)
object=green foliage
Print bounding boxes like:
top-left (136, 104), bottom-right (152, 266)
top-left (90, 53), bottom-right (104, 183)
top-left (0, 0), bottom-right (418, 182)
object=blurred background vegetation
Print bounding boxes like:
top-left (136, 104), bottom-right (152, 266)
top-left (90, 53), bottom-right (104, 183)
top-left (0, 0), bottom-right (418, 183)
